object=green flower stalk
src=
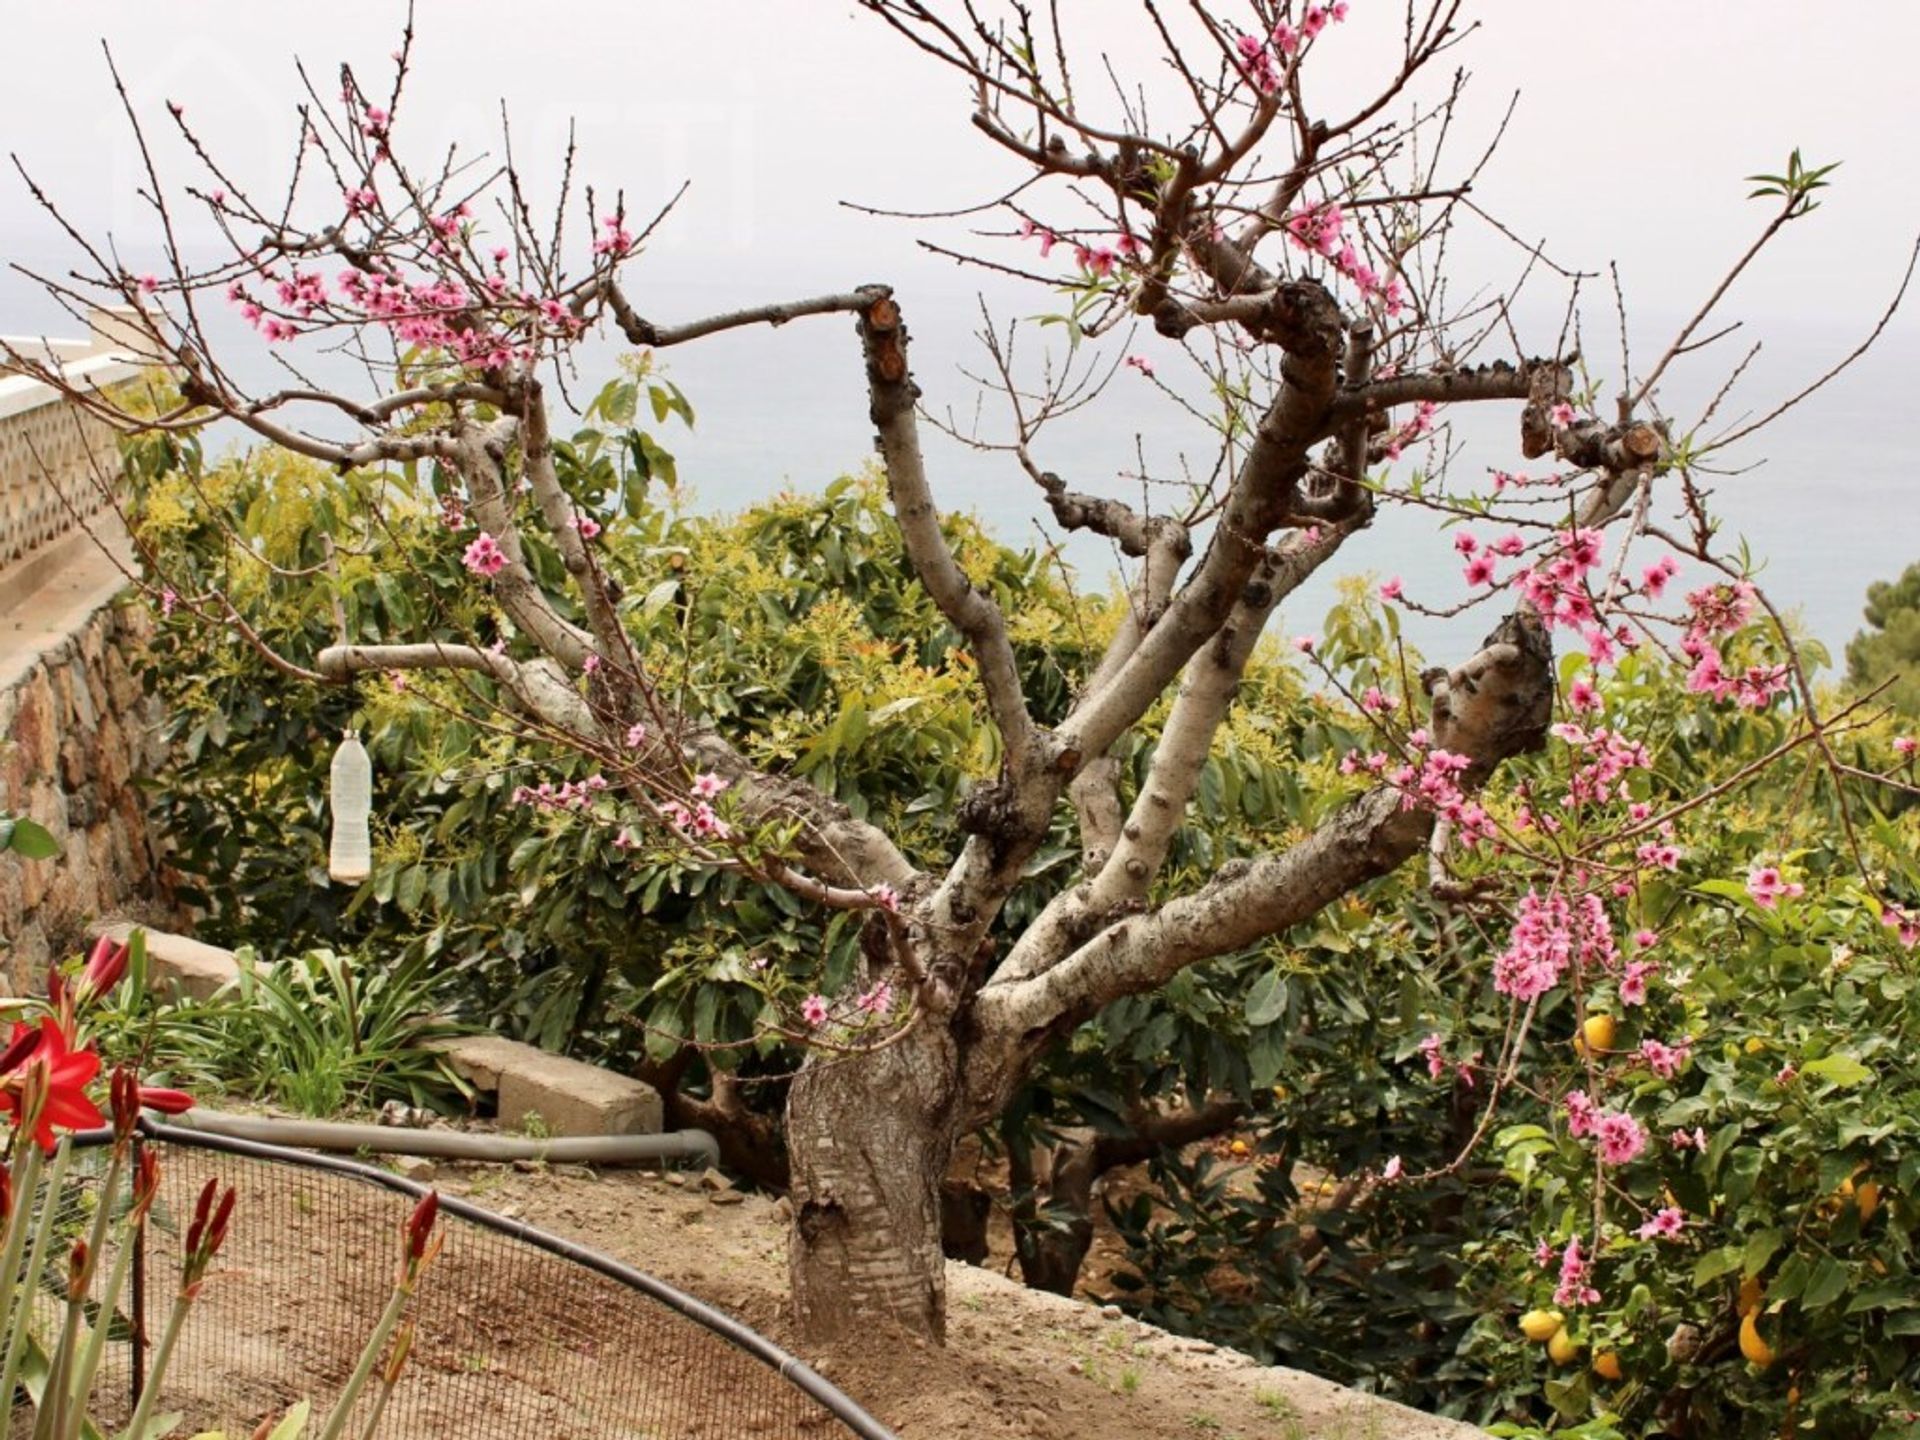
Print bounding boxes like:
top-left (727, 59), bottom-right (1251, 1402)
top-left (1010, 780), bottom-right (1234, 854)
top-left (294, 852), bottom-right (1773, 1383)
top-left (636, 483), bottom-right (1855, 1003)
top-left (315, 1191), bottom-right (440, 1440)
top-left (0, 1139), bottom-right (74, 1439)
top-left (116, 1176), bottom-right (233, 1440)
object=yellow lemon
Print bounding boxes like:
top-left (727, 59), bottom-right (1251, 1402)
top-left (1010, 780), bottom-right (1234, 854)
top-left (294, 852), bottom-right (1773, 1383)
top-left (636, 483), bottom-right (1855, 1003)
top-left (1229, 1139), bottom-right (1251, 1158)
top-left (1547, 1326), bottom-right (1582, 1366)
top-left (1519, 1309), bottom-right (1565, 1343)
top-left (1739, 1311), bottom-right (1775, 1369)
top-left (1592, 1351), bottom-right (1624, 1382)
top-left (1576, 1014), bottom-right (1617, 1056)
top-left (1857, 1179), bottom-right (1881, 1223)
top-left (1744, 1036), bottom-right (1767, 1055)
top-left (1738, 1274), bottom-right (1765, 1315)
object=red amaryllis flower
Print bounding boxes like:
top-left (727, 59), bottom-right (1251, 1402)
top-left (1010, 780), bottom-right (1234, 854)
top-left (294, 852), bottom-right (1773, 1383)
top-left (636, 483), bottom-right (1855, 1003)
top-left (0, 1018), bottom-right (104, 1152)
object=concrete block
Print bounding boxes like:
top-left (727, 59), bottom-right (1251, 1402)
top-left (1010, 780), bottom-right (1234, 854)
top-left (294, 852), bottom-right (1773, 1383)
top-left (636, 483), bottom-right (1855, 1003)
top-left (431, 1034), bottom-right (662, 1137)
top-left (97, 922), bottom-right (238, 1001)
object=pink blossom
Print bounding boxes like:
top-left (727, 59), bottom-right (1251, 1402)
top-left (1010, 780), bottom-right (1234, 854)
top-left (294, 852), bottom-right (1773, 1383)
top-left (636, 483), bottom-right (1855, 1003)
top-left (1568, 678), bottom-right (1601, 713)
top-left (1420, 1032), bottom-right (1446, 1080)
top-left (1563, 1089), bottom-right (1598, 1139)
top-left (1124, 354), bottom-right (1155, 378)
top-left (1292, 635), bottom-right (1316, 654)
top-left (1619, 959), bottom-right (1657, 1007)
top-left (1638, 1037), bottom-right (1691, 1079)
top-left (1635, 1206), bottom-right (1686, 1241)
top-left (800, 994), bottom-right (829, 1028)
top-left (1453, 532), bottom-right (1479, 556)
top-left (575, 515), bottom-right (602, 540)
top-left (159, 587), bottom-right (178, 617)
top-left (625, 722), bottom-right (648, 749)
top-left (1642, 555), bottom-right (1679, 598)
top-left (1381, 1154), bottom-right (1403, 1181)
top-left (1378, 576), bottom-right (1403, 602)
top-left (1549, 402), bottom-right (1577, 429)
top-left (871, 883), bottom-right (901, 914)
top-left (1553, 1236), bottom-right (1600, 1307)
top-left (1464, 554), bottom-right (1497, 587)
top-left (690, 771), bottom-right (728, 800)
top-left (1882, 901), bottom-right (1920, 949)
top-left (1774, 1063), bottom-right (1798, 1086)
top-left (1745, 866), bottom-right (1804, 910)
top-left (1594, 1110), bottom-right (1647, 1166)
top-left (582, 653), bottom-right (602, 674)
top-left (1669, 1126), bottom-right (1709, 1152)
top-left (856, 980), bottom-right (894, 1017)
top-left (462, 532), bottom-right (508, 578)
top-left (1895, 736), bottom-right (1917, 759)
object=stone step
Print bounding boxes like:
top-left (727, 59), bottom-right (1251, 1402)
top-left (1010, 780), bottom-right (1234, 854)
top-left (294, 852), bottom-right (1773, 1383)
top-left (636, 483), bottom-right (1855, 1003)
top-left (96, 921), bottom-right (238, 1001)
top-left (93, 923), bottom-right (663, 1139)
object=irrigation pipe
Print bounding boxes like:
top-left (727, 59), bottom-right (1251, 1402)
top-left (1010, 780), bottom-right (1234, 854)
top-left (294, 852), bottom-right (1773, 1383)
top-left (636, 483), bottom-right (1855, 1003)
top-left (162, 1107), bottom-right (722, 1169)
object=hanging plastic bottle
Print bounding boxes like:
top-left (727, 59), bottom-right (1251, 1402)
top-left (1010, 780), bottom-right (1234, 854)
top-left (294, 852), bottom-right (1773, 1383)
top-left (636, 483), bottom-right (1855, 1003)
top-left (328, 730), bottom-right (373, 884)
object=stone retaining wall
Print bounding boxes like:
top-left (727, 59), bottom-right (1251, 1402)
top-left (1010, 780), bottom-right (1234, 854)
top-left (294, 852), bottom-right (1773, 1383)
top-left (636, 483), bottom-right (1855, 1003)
top-left (0, 310), bottom-right (166, 990)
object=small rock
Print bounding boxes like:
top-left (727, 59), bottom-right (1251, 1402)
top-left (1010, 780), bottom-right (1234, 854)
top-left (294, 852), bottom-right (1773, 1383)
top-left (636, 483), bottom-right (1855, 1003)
top-left (665, 1172), bottom-right (688, 1188)
top-left (709, 1190), bottom-right (746, 1206)
top-left (392, 1156), bottom-right (437, 1182)
top-left (697, 1167), bottom-right (734, 1193)
top-left (772, 1196), bottom-right (793, 1223)
top-left (512, 1158), bottom-right (543, 1173)
top-left (1100, 1304), bottom-right (1123, 1320)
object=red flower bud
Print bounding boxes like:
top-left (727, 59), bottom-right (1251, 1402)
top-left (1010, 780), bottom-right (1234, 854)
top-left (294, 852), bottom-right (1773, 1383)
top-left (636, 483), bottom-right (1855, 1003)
top-left (111, 1066), bottom-right (140, 1140)
top-left (185, 1175), bottom-right (217, 1256)
top-left (69, 1238), bottom-right (91, 1297)
top-left (131, 1148), bottom-right (161, 1218)
top-left (137, 1086), bottom-right (195, 1116)
top-left (405, 1190), bottom-right (439, 1263)
top-left (0, 1169), bottom-right (11, 1228)
top-left (80, 935), bottom-right (131, 1001)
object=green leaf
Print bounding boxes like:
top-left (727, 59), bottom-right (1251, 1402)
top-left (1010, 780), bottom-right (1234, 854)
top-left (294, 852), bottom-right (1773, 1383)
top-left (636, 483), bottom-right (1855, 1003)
top-left (6, 817), bottom-right (59, 860)
top-left (1800, 1256), bottom-right (1848, 1312)
top-left (1693, 1245), bottom-right (1744, 1288)
top-left (1244, 969), bottom-right (1288, 1028)
top-left (1741, 1229), bottom-right (1784, 1278)
top-left (1801, 1054), bottom-right (1872, 1088)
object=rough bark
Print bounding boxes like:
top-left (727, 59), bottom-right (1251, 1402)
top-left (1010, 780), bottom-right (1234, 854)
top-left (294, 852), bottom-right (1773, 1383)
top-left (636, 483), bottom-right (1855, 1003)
top-left (786, 1019), bottom-right (965, 1343)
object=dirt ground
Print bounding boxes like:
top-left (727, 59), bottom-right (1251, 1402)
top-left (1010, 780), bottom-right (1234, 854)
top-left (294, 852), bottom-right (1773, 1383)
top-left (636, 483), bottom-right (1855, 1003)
top-left (422, 1159), bottom-right (1486, 1440)
top-left (104, 1141), bottom-right (1486, 1440)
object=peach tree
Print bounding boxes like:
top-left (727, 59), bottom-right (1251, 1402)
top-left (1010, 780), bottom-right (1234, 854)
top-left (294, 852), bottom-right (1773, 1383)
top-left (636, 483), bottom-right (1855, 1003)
top-left (8, 2), bottom-right (1915, 1350)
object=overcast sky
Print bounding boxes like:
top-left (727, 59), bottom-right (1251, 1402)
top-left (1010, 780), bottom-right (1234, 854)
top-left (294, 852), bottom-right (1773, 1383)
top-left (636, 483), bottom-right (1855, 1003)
top-left (2, 4), bottom-right (1916, 654)
top-left (3, 2), bottom-right (1915, 332)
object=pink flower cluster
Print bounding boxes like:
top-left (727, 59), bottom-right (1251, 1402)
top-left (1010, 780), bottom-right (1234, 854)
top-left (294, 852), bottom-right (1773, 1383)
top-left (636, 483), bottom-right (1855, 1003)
top-left (1343, 730), bottom-right (1494, 847)
top-left (1237, 5), bottom-right (1350, 92)
top-left (1546, 722), bottom-right (1653, 811)
top-left (1282, 200), bottom-right (1407, 317)
top-left (1746, 865), bottom-right (1804, 910)
top-left (1553, 1235), bottom-right (1600, 1307)
top-left (1512, 528), bottom-right (1604, 630)
top-left (1635, 1206), bottom-right (1686, 1241)
top-left (1566, 1092), bottom-right (1647, 1166)
top-left (662, 799), bottom-right (730, 841)
top-left (1882, 901), bottom-right (1920, 949)
top-left (1679, 582), bottom-right (1788, 710)
top-left (1638, 1036), bottom-right (1692, 1079)
top-left (1492, 891), bottom-right (1617, 1002)
top-left (512, 774), bottom-right (608, 812)
top-left (463, 532), bottom-right (507, 578)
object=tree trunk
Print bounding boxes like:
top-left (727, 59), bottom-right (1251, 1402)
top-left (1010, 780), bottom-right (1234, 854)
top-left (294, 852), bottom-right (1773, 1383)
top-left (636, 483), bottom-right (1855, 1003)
top-left (786, 1020), bottom-right (963, 1344)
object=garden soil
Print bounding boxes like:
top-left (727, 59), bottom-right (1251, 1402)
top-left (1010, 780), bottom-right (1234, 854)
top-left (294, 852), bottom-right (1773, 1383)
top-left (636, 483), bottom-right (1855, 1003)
top-left (100, 1145), bottom-right (1487, 1440)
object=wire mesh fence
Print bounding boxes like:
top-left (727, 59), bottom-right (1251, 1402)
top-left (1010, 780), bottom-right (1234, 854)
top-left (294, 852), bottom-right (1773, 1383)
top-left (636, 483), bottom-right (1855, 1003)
top-left (28, 1125), bottom-right (893, 1440)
